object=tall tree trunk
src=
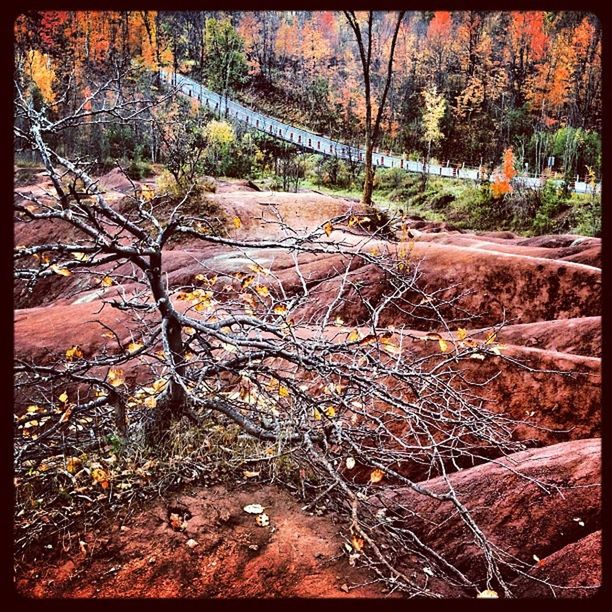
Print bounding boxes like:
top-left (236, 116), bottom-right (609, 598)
top-left (144, 252), bottom-right (187, 443)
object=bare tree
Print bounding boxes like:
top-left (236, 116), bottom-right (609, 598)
top-left (14, 72), bottom-right (572, 598)
top-left (343, 11), bottom-right (405, 204)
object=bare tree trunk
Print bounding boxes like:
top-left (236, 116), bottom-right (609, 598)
top-left (344, 11), bottom-right (405, 205)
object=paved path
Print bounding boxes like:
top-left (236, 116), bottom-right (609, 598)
top-left (161, 70), bottom-right (600, 195)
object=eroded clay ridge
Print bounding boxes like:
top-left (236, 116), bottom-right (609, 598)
top-left (14, 174), bottom-right (601, 597)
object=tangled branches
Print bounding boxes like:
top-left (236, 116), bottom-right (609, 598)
top-left (14, 75), bottom-right (572, 598)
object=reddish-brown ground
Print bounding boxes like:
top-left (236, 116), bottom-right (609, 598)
top-left (16, 483), bottom-right (391, 598)
top-left (14, 171), bottom-right (601, 598)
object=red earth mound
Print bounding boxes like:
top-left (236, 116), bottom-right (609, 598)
top-left (509, 530), bottom-right (601, 598)
top-left (378, 438), bottom-right (600, 592)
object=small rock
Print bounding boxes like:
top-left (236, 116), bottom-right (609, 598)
top-left (248, 544), bottom-right (259, 551)
top-left (148, 556), bottom-right (156, 565)
top-left (340, 583), bottom-right (350, 593)
top-left (120, 526), bottom-right (129, 532)
top-left (186, 539), bottom-right (199, 549)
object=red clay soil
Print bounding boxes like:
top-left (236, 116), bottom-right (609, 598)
top-left (509, 530), bottom-right (601, 598)
top-left (378, 438), bottom-right (601, 591)
top-left (16, 483), bottom-right (390, 599)
top-left (13, 177), bottom-right (602, 598)
top-left (480, 316), bottom-right (601, 357)
top-left (292, 244), bottom-right (601, 329)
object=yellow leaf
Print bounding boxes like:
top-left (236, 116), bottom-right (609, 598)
top-left (456, 328), bottom-right (468, 341)
top-left (144, 396), bottom-right (157, 409)
top-left (334, 316), bottom-right (344, 326)
top-left (72, 252), bottom-right (89, 262)
top-left (26, 405), bottom-right (40, 414)
top-left (369, 469), bottom-right (385, 484)
top-left (65, 345), bottom-right (83, 361)
top-left (184, 327), bottom-right (195, 336)
top-left (351, 536), bottom-right (364, 552)
top-left (485, 331), bottom-right (497, 345)
top-left (273, 303), bottom-right (288, 315)
top-left (51, 264), bottom-right (72, 276)
top-left (248, 263), bottom-right (270, 275)
top-left (232, 216), bottom-right (242, 229)
top-left (152, 378), bottom-right (167, 393)
top-left (476, 590), bottom-right (499, 599)
top-left (127, 341), bottom-right (143, 353)
top-left (66, 457), bottom-right (82, 474)
top-left (91, 467), bottom-right (110, 489)
top-left (325, 406), bottom-right (336, 418)
top-left (58, 391), bottom-right (68, 403)
top-left (255, 285), bottom-right (270, 297)
top-left (101, 276), bottom-right (113, 287)
top-left (241, 275), bottom-right (255, 289)
top-left (438, 338), bottom-right (448, 353)
top-left (108, 368), bottom-right (125, 387)
top-left (278, 385), bottom-right (290, 398)
top-left (313, 408), bottom-right (322, 421)
top-left (369, 246), bottom-right (380, 256)
top-left (195, 273), bottom-right (206, 281)
top-left (323, 221), bottom-right (333, 237)
top-left (347, 329), bottom-right (360, 343)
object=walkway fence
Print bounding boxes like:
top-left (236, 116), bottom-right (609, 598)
top-left (160, 70), bottom-right (601, 196)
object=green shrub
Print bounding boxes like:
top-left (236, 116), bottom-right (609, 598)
top-left (126, 158), bottom-right (153, 181)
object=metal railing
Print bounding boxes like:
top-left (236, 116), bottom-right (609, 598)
top-left (161, 70), bottom-right (601, 195)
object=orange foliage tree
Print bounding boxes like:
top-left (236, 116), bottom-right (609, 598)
top-left (491, 147), bottom-right (517, 197)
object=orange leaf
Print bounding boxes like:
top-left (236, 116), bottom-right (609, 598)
top-left (369, 468), bottom-right (385, 484)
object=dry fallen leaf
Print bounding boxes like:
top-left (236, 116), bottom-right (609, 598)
top-left (369, 468), bottom-right (385, 484)
top-left (108, 368), bottom-right (125, 387)
top-left (127, 341), bottom-right (143, 353)
top-left (278, 385), bottom-right (290, 398)
top-left (144, 396), bottom-right (157, 409)
top-left (347, 329), bottom-right (360, 343)
top-left (243, 470), bottom-right (260, 478)
top-left (351, 536), bottom-right (364, 552)
top-left (65, 345), bottom-right (83, 361)
top-left (273, 303), bottom-right (288, 315)
top-left (323, 221), bottom-right (333, 237)
top-left (232, 216), bottom-right (242, 229)
top-left (243, 504), bottom-right (265, 514)
top-left (91, 467), bottom-right (110, 489)
top-left (476, 589), bottom-right (499, 599)
top-left (438, 338), bottom-right (449, 353)
top-left (66, 457), bottom-right (82, 474)
top-left (169, 513), bottom-right (186, 531)
top-left (51, 264), bottom-right (72, 276)
top-left (58, 391), bottom-right (69, 403)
